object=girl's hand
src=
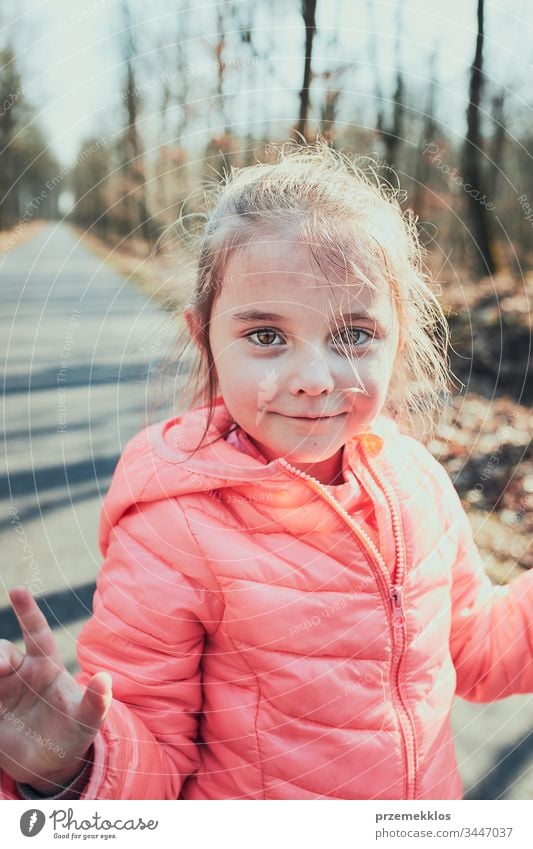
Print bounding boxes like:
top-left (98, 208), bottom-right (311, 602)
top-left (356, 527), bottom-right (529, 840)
top-left (0, 587), bottom-right (112, 794)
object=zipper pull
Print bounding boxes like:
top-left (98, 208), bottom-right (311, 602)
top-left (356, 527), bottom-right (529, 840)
top-left (391, 585), bottom-right (404, 625)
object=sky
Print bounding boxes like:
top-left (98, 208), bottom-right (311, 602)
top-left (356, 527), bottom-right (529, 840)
top-left (2, 0), bottom-right (533, 167)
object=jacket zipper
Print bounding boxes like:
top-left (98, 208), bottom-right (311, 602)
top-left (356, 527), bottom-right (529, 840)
top-left (274, 451), bottom-right (417, 800)
top-left (359, 446), bottom-right (417, 800)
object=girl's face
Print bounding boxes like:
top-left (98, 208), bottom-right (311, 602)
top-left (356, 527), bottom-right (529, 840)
top-left (187, 236), bottom-right (400, 486)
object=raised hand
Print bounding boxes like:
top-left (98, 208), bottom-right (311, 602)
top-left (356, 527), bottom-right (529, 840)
top-left (0, 587), bottom-right (112, 794)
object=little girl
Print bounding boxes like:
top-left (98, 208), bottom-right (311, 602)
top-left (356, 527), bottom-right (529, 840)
top-left (1, 143), bottom-right (531, 801)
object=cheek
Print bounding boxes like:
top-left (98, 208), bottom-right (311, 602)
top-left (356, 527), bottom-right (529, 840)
top-left (212, 340), bottom-right (246, 383)
top-left (343, 354), bottom-right (393, 400)
top-left (217, 352), bottom-right (279, 405)
top-left (365, 359), bottom-right (387, 387)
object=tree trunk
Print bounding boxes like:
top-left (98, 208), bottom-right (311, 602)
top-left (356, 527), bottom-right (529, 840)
top-left (486, 90), bottom-right (505, 201)
top-left (413, 44), bottom-right (439, 217)
top-left (462, 0), bottom-right (497, 275)
top-left (367, 0), bottom-right (405, 170)
top-left (119, 0), bottom-right (153, 246)
top-left (295, 0), bottom-right (317, 142)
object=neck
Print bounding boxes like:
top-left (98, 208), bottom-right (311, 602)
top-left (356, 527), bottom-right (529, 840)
top-left (252, 440), bottom-right (345, 486)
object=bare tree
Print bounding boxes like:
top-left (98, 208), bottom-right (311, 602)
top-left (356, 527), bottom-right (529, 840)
top-left (316, 21), bottom-right (353, 145)
top-left (413, 43), bottom-right (440, 217)
top-left (202, 0), bottom-right (236, 180)
top-left (230, 0), bottom-right (257, 161)
top-left (295, 0), bottom-right (317, 142)
top-left (156, 35), bottom-right (173, 151)
top-left (117, 0), bottom-right (153, 245)
top-left (0, 44), bottom-right (24, 229)
top-left (486, 89), bottom-right (506, 201)
top-left (231, 0), bottom-right (290, 157)
top-left (213, 1), bottom-right (231, 135)
top-left (319, 71), bottom-right (341, 143)
top-left (386, 0), bottom-right (405, 169)
top-left (367, 0), bottom-right (405, 170)
top-left (173, 0), bottom-right (192, 144)
top-left (462, 0), bottom-right (497, 275)
top-left (0, 44), bottom-right (60, 229)
top-left (150, 2), bottom-right (193, 227)
top-left (69, 136), bottom-right (113, 237)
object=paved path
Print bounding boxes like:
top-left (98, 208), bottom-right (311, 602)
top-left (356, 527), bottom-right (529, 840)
top-left (1, 221), bottom-right (178, 656)
top-left (1, 222), bottom-right (531, 799)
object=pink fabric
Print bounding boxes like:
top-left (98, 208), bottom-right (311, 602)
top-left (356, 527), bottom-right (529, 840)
top-left (2, 396), bottom-right (531, 800)
top-left (225, 425), bottom-right (381, 552)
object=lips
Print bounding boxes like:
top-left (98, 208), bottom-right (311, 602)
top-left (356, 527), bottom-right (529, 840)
top-left (282, 412), bottom-right (345, 420)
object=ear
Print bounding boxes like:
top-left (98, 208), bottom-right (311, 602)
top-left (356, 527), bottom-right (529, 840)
top-left (184, 306), bottom-right (205, 351)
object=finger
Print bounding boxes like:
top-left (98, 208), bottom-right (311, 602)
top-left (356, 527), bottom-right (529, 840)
top-left (8, 586), bottom-right (58, 659)
top-left (77, 672), bottom-right (113, 733)
top-left (0, 640), bottom-right (25, 676)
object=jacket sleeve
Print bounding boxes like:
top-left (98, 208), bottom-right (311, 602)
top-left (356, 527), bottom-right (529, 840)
top-left (1, 500), bottom-right (224, 801)
top-left (432, 457), bottom-right (533, 701)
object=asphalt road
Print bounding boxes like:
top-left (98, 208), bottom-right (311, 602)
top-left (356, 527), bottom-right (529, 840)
top-left (1, 221), bottom-right (178, 655)
top-left (1, 221), bottom-right (531, 800)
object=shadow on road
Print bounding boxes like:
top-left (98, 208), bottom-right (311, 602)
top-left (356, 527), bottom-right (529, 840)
top-left (464, 731), bottom-right (533, 800)
top-left (0, 581), bottom-right (96, 642)
top-left (2, 454), bottom-right (119, 499)
top-left (0, 486), bottom-right (109, 532)
top-left (4, 363), bottom-right (157, 394)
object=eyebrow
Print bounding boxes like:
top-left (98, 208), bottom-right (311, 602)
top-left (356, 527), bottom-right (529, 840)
top-left (230, 309), bottom-right (380, 324)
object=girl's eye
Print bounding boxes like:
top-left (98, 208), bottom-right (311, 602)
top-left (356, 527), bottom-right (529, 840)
top-left (246, 328), bottom-right (284, 347)
top-left (245, 327), bottom-right (372, 350)
top-left (335, 327), bottom-right (371, 347)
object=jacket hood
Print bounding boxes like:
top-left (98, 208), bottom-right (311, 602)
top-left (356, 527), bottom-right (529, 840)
top-left (99, 396), bottom-right (399, 550)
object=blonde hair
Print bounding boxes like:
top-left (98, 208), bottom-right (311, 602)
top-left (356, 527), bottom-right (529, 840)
top-left (172, 140), bottom-right (452, 449)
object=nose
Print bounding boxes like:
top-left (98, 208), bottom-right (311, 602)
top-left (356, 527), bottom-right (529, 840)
top-left (288, 345), bottom-right (335, 396)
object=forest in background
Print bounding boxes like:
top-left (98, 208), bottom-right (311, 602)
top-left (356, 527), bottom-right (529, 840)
top-left (2, 1), bottom-right (533, 274)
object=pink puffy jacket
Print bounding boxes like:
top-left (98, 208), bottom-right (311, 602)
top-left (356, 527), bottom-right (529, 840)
top-left (2, 397), bottom-right (532, 800)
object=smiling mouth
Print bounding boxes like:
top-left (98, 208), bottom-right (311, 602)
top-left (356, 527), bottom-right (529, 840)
top-left (281, 413), bottom-right (346, 420)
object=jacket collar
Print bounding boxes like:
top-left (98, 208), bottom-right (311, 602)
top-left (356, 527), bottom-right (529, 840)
top-left (152, 395), bottom-right (392, 484)
top-left (100, 396), bottom-right (400, 546)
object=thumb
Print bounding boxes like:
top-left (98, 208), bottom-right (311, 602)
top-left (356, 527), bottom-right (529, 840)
top-left (77, 672), bottom-right (113, 733)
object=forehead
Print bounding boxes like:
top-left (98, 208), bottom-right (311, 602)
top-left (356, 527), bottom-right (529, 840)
top-left (214, 237), bottom-right (394, 317)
